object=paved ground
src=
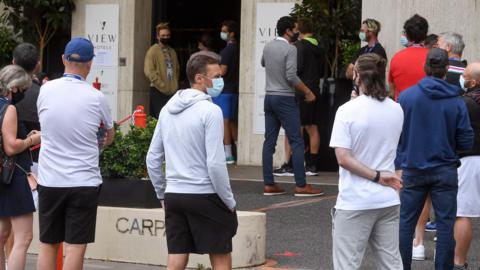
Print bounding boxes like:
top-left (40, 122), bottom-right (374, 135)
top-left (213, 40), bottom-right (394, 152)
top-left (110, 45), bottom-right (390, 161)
top-left (24, 165), bottom-right (480, 269)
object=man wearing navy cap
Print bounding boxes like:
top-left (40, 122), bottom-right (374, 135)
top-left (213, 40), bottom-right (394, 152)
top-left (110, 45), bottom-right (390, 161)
top-left (396, 48), bottom-right (474, 270)
top-left (36, 37), bottom-right (115, 270)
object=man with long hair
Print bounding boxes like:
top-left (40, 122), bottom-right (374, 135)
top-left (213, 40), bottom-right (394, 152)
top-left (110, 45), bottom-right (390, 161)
top-left (330, 53), bottom-right (404, 270)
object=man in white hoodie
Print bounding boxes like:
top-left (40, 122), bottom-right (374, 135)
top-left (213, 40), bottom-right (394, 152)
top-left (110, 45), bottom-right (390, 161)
top-left (147, 51), bottom-right (237, 270)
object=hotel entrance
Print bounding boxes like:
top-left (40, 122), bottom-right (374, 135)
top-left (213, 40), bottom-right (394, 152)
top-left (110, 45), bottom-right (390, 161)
top-left (151, 0), bottom-right (241, 88)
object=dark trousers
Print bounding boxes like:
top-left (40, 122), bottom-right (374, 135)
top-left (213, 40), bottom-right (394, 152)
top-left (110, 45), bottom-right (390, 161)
top-left (399, 166), bottom-right (458, 270)
top-left (149, 87), bottom-right (171, 119)
top-left (262, 95), bottom-right (306, 187)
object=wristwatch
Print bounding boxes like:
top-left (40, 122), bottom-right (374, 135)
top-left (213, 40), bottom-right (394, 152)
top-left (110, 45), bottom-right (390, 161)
top-left (373, 171), bottom-right (380, 183)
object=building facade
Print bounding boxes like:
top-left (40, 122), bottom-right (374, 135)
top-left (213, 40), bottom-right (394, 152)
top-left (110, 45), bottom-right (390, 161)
top-left (71, 0), bottom-right (480, 167)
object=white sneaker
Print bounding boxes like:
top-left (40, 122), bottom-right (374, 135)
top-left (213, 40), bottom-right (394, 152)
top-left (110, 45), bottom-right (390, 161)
top-left (412, 242), bottom-right (425, 261)
top-left (226, 156), bottom-right (235, 165)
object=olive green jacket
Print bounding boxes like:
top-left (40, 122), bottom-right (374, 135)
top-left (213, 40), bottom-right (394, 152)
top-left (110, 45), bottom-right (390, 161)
top-left (144, 44), bottom-right (180, 96)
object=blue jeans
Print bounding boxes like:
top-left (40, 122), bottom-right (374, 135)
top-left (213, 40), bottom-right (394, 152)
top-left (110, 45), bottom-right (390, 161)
top-left (262, 95), bottom-right (306, 187)
top-left (399, 166), bottom-right (458, 270)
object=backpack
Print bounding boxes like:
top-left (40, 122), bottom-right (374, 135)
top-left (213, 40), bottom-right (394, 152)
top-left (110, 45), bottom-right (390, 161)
top-left (0, 103), bottom-right (16, 185)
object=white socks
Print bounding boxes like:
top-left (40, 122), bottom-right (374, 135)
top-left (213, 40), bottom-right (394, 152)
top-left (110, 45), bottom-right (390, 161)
top-left (225, 144), bottom-right (233, 158)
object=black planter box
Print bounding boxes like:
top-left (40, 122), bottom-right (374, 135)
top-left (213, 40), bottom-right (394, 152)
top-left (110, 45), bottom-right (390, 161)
top-left (99, 178), bottom-right (161, 208)
top-left (316, 78), bottom-right (353, 172)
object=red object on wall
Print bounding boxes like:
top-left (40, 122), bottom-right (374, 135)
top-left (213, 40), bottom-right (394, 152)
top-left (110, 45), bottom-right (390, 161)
top-left (93, 77), bottom-right (101, 90)
top-left (93, 78), bottom-right (103, 126)
top-left (134, 105), bottom-right (147, 128)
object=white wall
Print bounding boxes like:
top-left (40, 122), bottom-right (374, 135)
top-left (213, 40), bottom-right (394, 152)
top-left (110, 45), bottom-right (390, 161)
top-left (238, 0), bottom-right (299, 166)
top-left (362, 0), bottom-right (480, 63)
top-left (72, 0), bottom-right (151, 124)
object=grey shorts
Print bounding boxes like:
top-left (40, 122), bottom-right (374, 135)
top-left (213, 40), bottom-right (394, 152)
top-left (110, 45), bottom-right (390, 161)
top-left (332, 205), bottom-right (403, 270)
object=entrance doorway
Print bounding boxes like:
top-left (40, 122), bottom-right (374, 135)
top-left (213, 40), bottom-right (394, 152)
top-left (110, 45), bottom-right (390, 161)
top-left (151, 0), bottom-right (241, 88)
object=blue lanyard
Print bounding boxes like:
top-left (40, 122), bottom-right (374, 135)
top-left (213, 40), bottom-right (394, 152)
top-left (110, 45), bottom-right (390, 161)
top-left (449, 57), bottom-right (461, 61)
top-left (63, 73), bottom-right (84, 81)
top-left (365, 43), bottom-right (378, 53)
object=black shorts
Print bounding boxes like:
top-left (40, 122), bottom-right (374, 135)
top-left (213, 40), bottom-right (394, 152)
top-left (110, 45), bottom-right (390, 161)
top-left (38, 185), bottom-right (100, 244)
top-left (164, 193), bottom-right (238, 254)
top-left (297, 96), bottom-right (321, 126)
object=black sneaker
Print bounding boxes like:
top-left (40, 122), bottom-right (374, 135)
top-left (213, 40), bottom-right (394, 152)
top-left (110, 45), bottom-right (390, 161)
top-left (453, 263), bottom-right (468, 270)
top-left (273, 163), bottom-right (294, 177)
top-left (305, 165), bottom-right (318, 176)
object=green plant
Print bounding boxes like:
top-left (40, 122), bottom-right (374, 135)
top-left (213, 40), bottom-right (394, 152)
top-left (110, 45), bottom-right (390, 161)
top-left (340, 39), bottom-right (360, 69)
top-left (0, 0), bottom-right (75, 70)
top-left (100, 118), bottom-right (158, 179)
top-left (291, 0), bottom-right (361, 77)
top-left (0, 24), bottom-right (19, 67)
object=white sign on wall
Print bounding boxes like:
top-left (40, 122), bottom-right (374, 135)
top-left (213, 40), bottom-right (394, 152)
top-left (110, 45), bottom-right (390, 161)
top-left (85, 4), bottom-right (119, 120)
top-left (253, 2), bottom-right (295, 135)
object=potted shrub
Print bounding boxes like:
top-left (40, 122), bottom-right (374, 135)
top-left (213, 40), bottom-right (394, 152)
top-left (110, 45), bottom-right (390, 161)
top-left (0, 0), bottom-right (75, 71)
top-left (99, 118), bottom-right (161, 208)
top-left (0, 24), bottom-right (19, 67)
top-left (291, 0), bottom-right (361, 171)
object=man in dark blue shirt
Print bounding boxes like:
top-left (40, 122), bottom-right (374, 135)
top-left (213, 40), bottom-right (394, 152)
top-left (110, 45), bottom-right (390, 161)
top-left (214, 20), bottom-right (240, 164)
top-left (346, 18), bottom-right (387, 80)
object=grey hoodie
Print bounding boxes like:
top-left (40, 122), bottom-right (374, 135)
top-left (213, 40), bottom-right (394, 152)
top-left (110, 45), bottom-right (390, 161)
top-left (146, 89), bottom-right (236, 210)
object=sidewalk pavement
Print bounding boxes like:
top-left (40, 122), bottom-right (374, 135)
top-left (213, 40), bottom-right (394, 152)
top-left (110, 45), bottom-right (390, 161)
top-left (227, 165), bottom-right (340, 186)
top-left (25, 165), bottom-right (480, 270)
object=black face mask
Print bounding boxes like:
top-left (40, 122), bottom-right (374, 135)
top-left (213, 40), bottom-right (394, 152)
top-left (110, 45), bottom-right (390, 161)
top-left (11, 91), bottom-right (25, 104)
top-left (290, 31), bottom-right (300, 43)
top-left (160, 38), bottom-right (171, 45)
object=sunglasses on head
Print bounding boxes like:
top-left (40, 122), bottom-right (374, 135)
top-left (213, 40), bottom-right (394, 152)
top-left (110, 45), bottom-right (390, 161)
top-left (10, 86), bottom-right (28, 93)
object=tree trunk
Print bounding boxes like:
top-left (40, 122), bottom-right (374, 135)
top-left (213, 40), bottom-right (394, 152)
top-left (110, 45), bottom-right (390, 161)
top-left (38, 38), bottom-right (45, 72)
top-left (333, 35), bottom-right (340, 78)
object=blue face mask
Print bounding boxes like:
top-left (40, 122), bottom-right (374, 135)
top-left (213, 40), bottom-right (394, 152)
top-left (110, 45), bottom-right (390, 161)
top-left (400, 35), bottom-right (409, 47)
top-left (359, 32), bottom-right (366, 42)
top-left (220, 32), bottom-right (228, 41)
top-left (206, 77), bottom-right (224, 97)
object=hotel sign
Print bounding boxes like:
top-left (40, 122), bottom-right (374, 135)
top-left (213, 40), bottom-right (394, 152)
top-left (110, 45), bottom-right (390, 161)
top-left (85, 4), bottom-right (119, 120)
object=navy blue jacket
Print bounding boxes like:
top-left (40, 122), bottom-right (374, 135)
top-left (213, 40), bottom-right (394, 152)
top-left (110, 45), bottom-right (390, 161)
top-left (395, 76), bottom-right (474, 173)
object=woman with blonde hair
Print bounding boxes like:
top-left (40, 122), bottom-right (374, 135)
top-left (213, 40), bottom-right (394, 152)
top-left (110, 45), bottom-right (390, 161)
top-left (0, 64), bottom-right (41, 270)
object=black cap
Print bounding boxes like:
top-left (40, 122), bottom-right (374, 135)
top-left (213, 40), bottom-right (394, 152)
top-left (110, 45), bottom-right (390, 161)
top-left (425, 48), bottom-right (449, 68)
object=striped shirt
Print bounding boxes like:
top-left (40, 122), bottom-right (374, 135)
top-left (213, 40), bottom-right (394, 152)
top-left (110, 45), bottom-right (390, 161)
top-left (446, 59), bottom-right (467, 89)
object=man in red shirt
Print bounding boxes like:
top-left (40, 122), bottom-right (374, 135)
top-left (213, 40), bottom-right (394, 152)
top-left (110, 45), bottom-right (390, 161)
top-left (388, 14), bottom-right (429, 100)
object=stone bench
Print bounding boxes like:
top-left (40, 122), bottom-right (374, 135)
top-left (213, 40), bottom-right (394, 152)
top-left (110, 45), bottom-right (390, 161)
top-left (28, 207), bottom-right (266, 268)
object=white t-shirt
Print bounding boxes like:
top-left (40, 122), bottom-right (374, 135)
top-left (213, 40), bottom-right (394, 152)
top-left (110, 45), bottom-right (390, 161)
top-left (37, 76), bottom-right (113, 187)
top-left (329, 95), bottom-right (404, 210)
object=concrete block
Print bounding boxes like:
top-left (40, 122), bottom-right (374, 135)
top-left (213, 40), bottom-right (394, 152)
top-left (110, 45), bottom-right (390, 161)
top-left (29, 207), bottom-right (266, 269)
